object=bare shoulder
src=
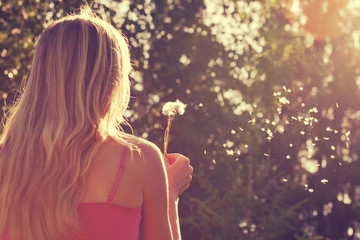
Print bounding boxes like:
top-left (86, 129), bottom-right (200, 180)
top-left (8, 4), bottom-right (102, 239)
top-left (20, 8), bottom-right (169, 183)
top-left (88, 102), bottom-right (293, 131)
top-left (123, 134), bottom-right (164, 166)
top-left (84, 134), bottom-right (164, 204)
top-left (118, 134), bottom-right (167, 186)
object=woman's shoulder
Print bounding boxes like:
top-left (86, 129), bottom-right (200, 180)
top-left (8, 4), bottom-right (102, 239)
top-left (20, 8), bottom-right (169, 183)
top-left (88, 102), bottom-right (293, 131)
top-left (109, 134), bottom-right (166, 190)
top-left (112, 133), bottom-right (164, 168)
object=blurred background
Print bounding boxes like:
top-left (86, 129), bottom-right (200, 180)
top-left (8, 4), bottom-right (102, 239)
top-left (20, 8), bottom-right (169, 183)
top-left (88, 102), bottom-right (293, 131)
top-left (2, 0), bottom-right (360, 239)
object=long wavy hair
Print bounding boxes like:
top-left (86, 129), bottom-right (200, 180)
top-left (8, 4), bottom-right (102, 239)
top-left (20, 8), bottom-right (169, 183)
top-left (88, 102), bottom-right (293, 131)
top-left (0, 6), bottom-right (132, 240)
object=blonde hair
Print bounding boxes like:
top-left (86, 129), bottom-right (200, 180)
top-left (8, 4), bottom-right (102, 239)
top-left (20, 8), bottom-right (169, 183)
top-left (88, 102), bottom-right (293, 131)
top-left (0, 6), bottom-right (132, 240)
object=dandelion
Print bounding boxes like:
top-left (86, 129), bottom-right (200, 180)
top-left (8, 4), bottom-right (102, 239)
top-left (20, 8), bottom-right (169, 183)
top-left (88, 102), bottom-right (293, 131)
top-left (321, 179), bottom-right (328, 184)
top-left (162, 99), bottom-right (187, 155)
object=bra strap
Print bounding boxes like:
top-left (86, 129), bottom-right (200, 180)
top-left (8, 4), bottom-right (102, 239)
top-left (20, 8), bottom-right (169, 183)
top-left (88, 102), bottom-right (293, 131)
top-left (108, 147), bottom-right (128, 203)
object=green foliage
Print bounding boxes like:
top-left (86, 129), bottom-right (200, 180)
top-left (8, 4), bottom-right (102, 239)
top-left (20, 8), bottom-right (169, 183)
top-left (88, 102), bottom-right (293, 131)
top-left (2, 0), bottom-right (360, 239)
top-left (0, 0), bottom-right (91, 108)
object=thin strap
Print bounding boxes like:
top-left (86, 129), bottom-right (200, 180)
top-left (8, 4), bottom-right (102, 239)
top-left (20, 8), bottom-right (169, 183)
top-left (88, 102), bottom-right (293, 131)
top-left (108, 147), bottom-right (128, 203)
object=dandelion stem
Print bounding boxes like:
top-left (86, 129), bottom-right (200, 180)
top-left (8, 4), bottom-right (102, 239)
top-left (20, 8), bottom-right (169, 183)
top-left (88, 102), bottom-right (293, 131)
top-left (164, 113), bottom-right (176, 156)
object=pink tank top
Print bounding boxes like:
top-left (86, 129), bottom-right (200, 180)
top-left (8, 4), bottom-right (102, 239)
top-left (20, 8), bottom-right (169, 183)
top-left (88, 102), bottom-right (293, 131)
top-left (1, 147), bottom-right (142, 240)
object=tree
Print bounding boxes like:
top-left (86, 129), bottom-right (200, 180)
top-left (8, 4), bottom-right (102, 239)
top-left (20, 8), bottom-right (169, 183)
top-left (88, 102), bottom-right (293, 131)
top-left (2, 0), bottom-right (360, 239)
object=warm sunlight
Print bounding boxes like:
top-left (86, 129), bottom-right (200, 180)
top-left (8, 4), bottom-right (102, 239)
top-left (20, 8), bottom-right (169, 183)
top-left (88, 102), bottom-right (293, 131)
top-left (284, 0), bottom-right (360, 40)
top-left (3, 0), bottom-right (360, 239)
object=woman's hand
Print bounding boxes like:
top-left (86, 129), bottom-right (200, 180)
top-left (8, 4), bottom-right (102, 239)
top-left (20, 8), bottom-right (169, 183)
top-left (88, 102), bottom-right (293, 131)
top-left (164, 153), bottom-right (193, 198)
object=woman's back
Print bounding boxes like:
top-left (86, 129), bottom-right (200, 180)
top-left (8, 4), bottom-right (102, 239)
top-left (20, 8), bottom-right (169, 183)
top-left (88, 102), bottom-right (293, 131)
top-left (75, 135), bottom-right (176, 240)
top-left (74, 136), bottom-right (144, 240)
top-left (80, 136), bottom-right (144, 208)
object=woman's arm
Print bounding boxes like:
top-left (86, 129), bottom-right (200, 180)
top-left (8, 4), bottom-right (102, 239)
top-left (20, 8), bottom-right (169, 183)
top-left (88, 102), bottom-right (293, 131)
top-left (136, 139), bottom-right (193, 240)
top-left (139, 141), bottom-right (173, 240)
top-left (165, 154), bottom-right (193, 240)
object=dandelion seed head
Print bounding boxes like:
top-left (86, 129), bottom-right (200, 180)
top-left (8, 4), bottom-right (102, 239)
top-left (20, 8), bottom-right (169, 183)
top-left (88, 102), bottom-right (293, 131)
top-left (162, 99), bottom-right (187, 116)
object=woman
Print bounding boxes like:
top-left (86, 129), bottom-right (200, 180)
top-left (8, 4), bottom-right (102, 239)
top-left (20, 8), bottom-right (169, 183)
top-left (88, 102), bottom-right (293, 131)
top-left (0, 5), bottom-right (193, 240)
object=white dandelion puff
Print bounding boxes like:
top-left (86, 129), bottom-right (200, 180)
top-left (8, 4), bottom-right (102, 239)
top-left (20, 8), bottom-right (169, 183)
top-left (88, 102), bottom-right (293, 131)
top-left (162, 100), bottom-right (187, 155)
top-left (162, 99), bottom-right (187, 116)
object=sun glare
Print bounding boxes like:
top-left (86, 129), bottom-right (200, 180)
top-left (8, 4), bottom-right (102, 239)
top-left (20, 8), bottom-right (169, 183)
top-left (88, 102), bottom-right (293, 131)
top-left (284, 0), bottom-right (360, 40)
